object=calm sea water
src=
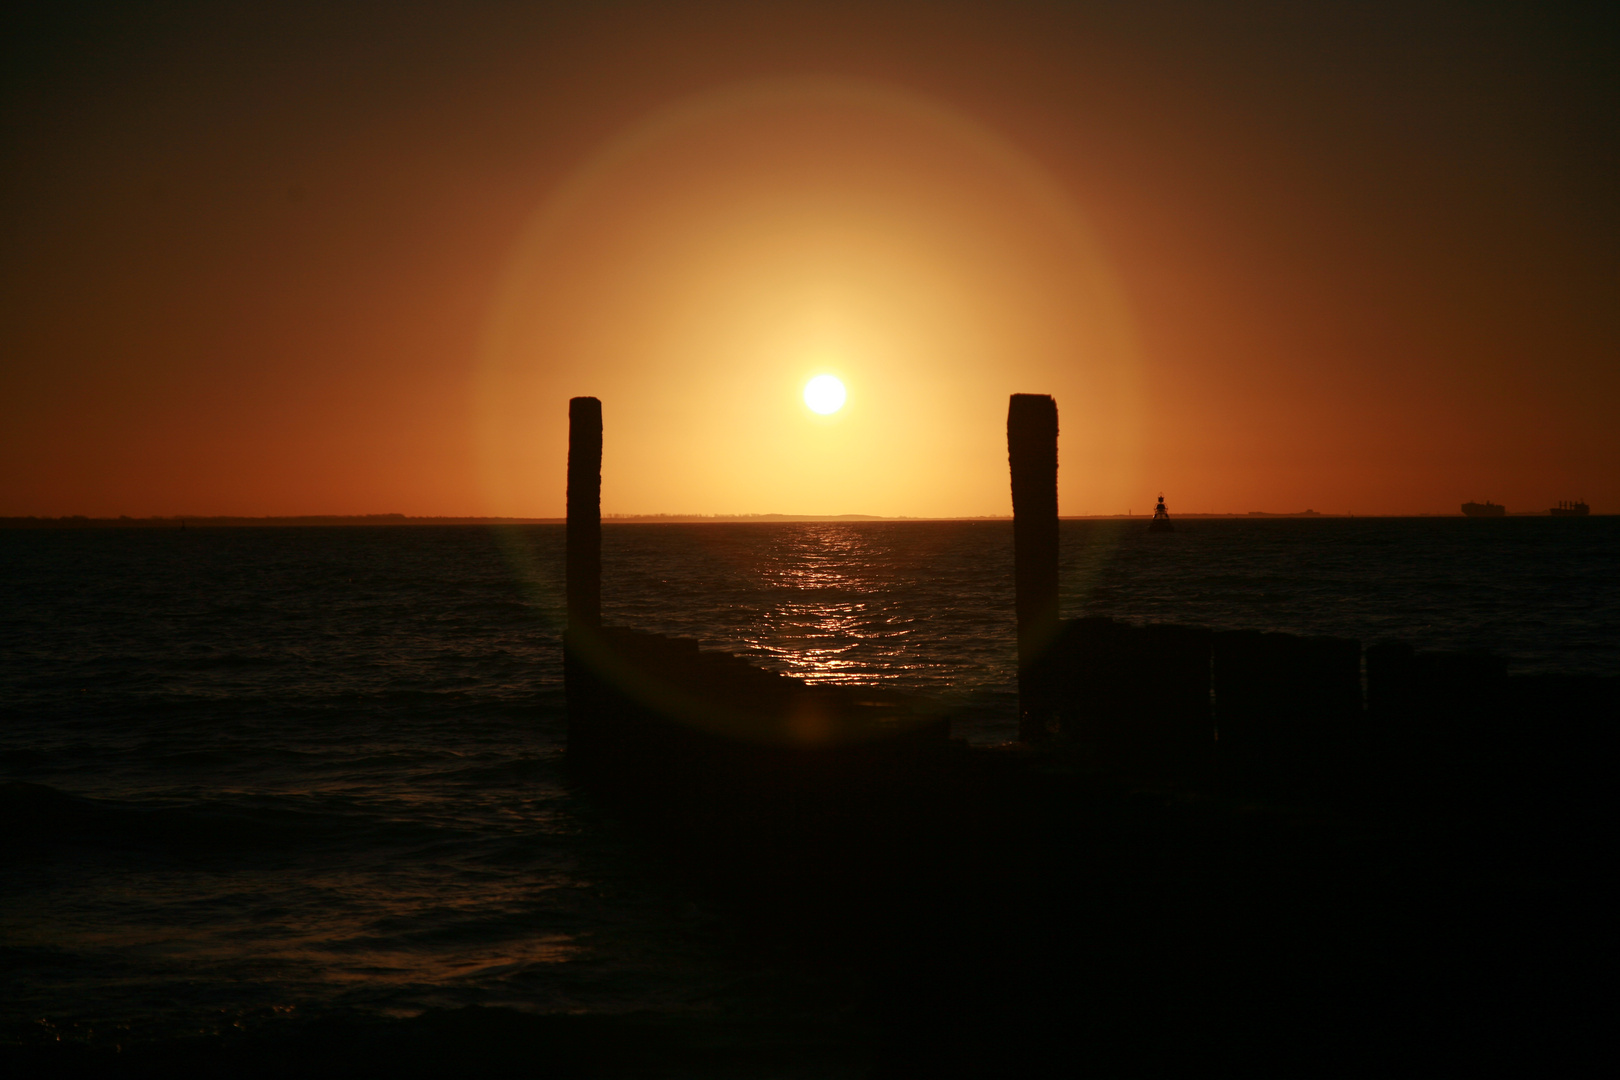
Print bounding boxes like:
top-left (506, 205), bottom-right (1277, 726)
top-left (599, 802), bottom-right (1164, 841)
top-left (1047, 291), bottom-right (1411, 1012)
top-left (2, 518), bottom-right (1615, 1043)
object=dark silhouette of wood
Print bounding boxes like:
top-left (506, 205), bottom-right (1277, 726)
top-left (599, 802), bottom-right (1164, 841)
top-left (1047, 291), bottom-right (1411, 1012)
top-left (563, 394), bottom-right (947, 774)
top-left (566, 396), bottom-right (602, 632)
top-left (1212, 629), bottom-right (1362, 797)
top-left (547, 392), bottom-right (1607, 1075)
top-left (1007, 393), bottom-right (1059, 742)
top-left (1050, 618), bottom-right (1214, 778)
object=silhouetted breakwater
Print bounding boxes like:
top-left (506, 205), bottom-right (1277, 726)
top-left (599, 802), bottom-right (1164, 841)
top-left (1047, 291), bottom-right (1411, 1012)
top-left (554, 394), bottom-right (1608, 1071)
top-left (566, 625), bottom-right (950, 810)
top-left (1032, 617), bottom-right (1615, 810)
top-left (564, 396), bottom-right (950, 827)
top-left (565, 390), bottom-right (1613, 829)
top-left (1007, 393), bottom-right (1060, 743)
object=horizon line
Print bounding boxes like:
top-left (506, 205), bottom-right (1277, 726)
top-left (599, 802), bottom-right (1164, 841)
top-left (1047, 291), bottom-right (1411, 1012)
top-left (1, 510), bottom-right (1600, 528)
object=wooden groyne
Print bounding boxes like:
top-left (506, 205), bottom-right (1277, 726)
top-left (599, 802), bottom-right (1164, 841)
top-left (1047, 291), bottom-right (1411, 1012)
top-left (555, 392), bottom-right (1607, 1070)
top-left (564, 391), bottom-right (1613, 811)
top-left (1007, 393), bottom-right (1060, 743)
top-left (1030, 617), bottom-right (1614, 807)
top-left (562, 397), bottom-right (951, 830)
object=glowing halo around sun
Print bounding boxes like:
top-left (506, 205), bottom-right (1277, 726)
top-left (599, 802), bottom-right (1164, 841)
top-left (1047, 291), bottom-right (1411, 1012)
top-left (475, 73), bottom-right (1144, 540)
top-left (803, 375), bottom-right (847, 415)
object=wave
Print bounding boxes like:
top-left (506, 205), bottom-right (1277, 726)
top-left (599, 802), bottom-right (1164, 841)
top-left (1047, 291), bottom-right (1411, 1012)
top-left (0, 781), bottom-right (465, 863)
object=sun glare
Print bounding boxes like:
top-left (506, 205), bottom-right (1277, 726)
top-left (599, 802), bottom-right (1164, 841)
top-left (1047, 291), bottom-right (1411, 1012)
top-left (476, 77), bottom-right (1143, 518)
top-left (803, 375), bottom-right (847, 415)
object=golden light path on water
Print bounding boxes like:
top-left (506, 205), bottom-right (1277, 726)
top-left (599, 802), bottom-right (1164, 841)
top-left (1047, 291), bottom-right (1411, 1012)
top-left (751, 526), bottom-right (902, 685)
top-left (576, 523), bottom-right (1029, 704)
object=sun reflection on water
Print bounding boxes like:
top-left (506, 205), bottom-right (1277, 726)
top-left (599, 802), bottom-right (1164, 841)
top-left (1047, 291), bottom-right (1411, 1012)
top-left (597, 520), bottom-right (1025, 738)
top-left (742, 526), bottom-right (946, 685)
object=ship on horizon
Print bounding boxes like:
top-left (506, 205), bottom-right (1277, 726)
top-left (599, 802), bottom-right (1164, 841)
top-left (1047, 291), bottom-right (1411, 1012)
top-left (1461, 500), bottom-right (1506, 517)
top-left (1549, 499), bottom-right (1590, 517)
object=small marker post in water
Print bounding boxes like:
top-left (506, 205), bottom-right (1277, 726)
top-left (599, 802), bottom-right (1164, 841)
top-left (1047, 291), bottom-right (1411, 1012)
top-left (1008, 393), bottom-right (1060, 742)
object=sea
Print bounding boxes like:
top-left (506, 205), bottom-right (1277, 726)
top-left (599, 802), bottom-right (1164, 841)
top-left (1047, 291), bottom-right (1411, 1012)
top-left (2, 517), bottom-right (1616, 1050)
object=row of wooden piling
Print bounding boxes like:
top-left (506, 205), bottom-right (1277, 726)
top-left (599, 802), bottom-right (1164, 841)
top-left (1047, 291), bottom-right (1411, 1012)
top-left (1028, 616), bottom-right (1613, 797)
top-left (1003, 393), bottom-right (1612, 800)
top-left (549, 398), bottom-right (1605, 1071)
top-left (563, 395), bottom-right (949, 795)
top-left (565, 392), bottom-right (1610, 807)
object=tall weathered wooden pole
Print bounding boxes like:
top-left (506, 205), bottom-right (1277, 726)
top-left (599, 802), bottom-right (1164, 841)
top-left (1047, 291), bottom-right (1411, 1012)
top-left (1008, 393), bottom-right (1059, 742)
top-left (566, 396), bottom-right (603, 633)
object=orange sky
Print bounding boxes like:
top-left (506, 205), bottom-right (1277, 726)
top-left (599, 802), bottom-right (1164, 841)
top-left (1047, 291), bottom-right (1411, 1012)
top-left (2, 2), bottom-right (1614, 517)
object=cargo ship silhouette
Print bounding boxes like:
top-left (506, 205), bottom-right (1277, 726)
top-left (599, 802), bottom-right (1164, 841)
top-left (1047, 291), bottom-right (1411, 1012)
top-left (1461, 500), bottom-right (1505, 517)
top-left (1549, 499), bottom-right (1589, 517)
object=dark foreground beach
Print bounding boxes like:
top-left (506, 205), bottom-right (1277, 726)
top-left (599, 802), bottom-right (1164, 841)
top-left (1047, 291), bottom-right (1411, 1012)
top-left (7, 752), bottom-right (1607, 1077)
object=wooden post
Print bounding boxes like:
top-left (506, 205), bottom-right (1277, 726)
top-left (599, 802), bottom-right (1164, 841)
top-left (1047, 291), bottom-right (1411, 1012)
top-left (1008, 393), bottom-right (1059, 742)
top-left (566, 396), bottom-right (603, 632)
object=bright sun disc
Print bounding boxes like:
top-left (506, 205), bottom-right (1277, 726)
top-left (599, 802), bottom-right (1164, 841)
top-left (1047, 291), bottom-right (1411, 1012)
top-left (803, 375), bottom-right (846, 414)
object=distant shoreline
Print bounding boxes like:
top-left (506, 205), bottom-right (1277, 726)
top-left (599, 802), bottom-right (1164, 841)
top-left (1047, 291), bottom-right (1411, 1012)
top-left (1, 511), bottom-right (1603, 528)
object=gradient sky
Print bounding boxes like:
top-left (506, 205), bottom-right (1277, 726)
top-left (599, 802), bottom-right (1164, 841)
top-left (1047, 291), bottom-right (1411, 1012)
top-left (3, 1), bottom-right (1614, 517)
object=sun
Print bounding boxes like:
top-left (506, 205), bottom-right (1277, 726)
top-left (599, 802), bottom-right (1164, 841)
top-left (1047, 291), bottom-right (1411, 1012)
top-left (803, 375), bottom-right (846, 415)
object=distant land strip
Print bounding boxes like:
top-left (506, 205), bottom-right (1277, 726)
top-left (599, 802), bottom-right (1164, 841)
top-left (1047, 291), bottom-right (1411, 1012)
top-left (0, 514), bottom-right (561, 528)
top-left (1, 513), bottom-right (956, 528)
top-left (0, 510), bottom-right (1597, 528)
